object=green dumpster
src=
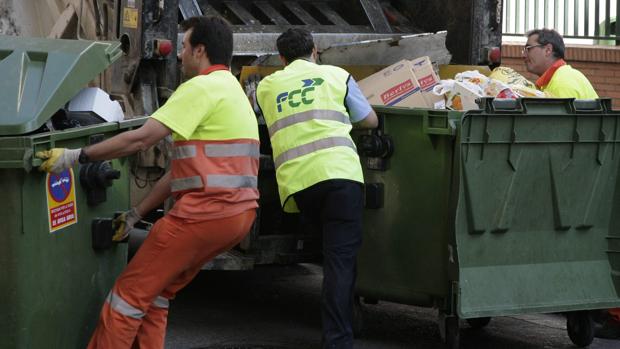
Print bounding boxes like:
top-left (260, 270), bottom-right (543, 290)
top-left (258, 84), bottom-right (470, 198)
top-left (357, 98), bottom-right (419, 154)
top-left (0, 36), bottom-right (138, 349)
top-left (355, 98), bottom-right (620, 348)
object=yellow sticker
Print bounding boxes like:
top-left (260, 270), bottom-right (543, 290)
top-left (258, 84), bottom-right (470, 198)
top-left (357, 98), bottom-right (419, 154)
top-left (46, 169), bottom-right (78, 233)
top-left (123, 7), bottom-right (139, 29)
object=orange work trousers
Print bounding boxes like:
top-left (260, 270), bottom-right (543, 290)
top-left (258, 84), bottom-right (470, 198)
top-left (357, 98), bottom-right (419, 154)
top-left (87, 209), bottom-right (256, 349)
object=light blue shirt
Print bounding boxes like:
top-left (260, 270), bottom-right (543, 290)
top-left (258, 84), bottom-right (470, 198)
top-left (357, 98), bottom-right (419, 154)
top-left (345, 77), bottom-right (372, 123)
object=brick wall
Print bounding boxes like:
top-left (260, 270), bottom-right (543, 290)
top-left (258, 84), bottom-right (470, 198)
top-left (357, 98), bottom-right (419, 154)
top-left (501, 42), bottom-right (620, 109)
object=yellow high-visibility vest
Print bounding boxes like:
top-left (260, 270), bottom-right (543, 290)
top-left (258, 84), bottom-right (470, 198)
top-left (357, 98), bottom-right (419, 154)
top-left (543, 65), bottom-right (599, 99)
top-left (257, 59), bottom-right (364, 212)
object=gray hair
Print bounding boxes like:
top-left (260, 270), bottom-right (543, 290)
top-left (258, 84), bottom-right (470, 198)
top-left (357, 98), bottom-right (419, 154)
top-left (526, 28), bottom-right (565, 59)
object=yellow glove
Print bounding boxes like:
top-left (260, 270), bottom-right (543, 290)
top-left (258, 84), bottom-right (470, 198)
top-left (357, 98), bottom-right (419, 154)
top-left (244, 74), bottom-right (262, 114)
top-left (35, 148), bottom-right (81, 174)
top-left (112, 207), bottom-right (142, 242)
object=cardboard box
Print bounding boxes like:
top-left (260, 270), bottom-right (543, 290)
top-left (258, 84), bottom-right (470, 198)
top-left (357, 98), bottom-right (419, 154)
top-left (446, 81), bottom-right (484, 111)
top-left (357, 60), bottom-right (429, 108)
top-left (410, 56), bottom-right (444, 109)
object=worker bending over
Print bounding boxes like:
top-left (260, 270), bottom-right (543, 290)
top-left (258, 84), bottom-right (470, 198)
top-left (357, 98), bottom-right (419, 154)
top-left (256, 28), bottom-right (377, 349)
top-left (37, 16), bottom-right (259, 348)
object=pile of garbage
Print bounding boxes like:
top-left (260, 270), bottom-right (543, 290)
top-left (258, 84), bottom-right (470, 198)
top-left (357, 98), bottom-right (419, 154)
top-left (353, 53), bottom-right (551, 111)
top-left (434, 67), bottom-right (550, 111)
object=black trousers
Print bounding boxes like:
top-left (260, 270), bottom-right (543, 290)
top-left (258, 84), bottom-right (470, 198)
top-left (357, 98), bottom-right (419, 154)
top-left (294, 179), bottom-right (364, 349)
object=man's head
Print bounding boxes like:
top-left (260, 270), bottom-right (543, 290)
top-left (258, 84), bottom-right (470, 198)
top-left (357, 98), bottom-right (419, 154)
top-left (276, 28), bottom-right (317, 65)
top-left (523, 28), bottom-right (565, 76)
top-left (179, 16), bottom-right (233, 78)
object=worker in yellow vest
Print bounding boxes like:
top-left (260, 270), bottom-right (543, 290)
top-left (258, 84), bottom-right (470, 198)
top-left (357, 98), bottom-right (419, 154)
top-left (37, 16), bottom-right (259, 348)
top-left (522, 28), bottom-right (598, 98)
top-left (256, 28), bottom-right (377, 348)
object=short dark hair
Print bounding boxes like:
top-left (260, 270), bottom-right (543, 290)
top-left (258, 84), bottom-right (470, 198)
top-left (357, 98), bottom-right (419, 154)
top-left (180, 16), bottom-right (233, 66)
top-left (526, 28), bottom-right (565, 59)
top-left (276, 28), bottom-right (315, 62)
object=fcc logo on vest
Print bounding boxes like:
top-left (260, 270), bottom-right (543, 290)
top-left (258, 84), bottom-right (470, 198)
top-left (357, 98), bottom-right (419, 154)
top-left (276, 78), bottom-right (324, 112)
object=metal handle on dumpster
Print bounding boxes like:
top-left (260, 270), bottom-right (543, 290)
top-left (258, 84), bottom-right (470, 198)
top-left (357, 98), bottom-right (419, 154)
top-left (80, 161), bottom-right (121, 206)
top-left (29, 152), bottom-right (42, 170)
top-left (358, 134), bottom-right (393, 158)
top-left (92, 215), bottom-right (148, 253)
top-left (357, 115), bottom-right (394, 171)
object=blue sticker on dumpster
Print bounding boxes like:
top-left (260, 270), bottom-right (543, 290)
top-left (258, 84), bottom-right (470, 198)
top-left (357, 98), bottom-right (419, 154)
top-left (46, 169), bottom-right (78, 233)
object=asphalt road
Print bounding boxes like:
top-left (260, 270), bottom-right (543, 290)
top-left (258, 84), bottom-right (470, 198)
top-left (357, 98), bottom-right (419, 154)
top-left (165, 264), bottom-right (619, 349)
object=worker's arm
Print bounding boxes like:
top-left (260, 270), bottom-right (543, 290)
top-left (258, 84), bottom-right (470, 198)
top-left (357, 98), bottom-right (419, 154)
top-left (36, 118), bottom-right (171, 173)
top-left (345, 77), bottom-right (378, 129)
top-left (134, 171), bottom-right (172, 217)
top-left (82, 118), bottom-right (171, 161)
top-left (111, 168), bottom-right (173, 241)
top-left (353, 109), bottom-right (378, 129)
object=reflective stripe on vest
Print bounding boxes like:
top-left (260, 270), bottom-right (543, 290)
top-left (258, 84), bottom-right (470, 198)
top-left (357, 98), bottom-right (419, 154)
top-left (153, 296), bottom-right (169, 309)
top-left (268, 109), bottom-right (350, 138)
top-left (207, 174), bottom-right (257, 188)
top-left (173, 145), bottom-right (197, 160)
top-left (274, 136), bottom-right (356, 169)
top-left (170, 176), bottom-right (203, 192)
top-left (173, 144), bottom-right (260, 160)
top-left (171, 141), bottom-right (259, 193)
top-left (171, 175), bottom-right (257, 191)
top-left (106, 291), bottom-right (145, 319)
top-left (205, 143), bottom-right (260, 158)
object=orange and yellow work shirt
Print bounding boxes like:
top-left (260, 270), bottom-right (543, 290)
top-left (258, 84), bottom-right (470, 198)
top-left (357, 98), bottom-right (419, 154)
top-left (151, 69), bottom-right (259, 220)
top-left (537, 61), bottom-right (599, 99)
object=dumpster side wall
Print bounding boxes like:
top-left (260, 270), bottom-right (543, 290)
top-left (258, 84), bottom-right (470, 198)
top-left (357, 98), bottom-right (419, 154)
top-left (1, 131), bottom-right (130, 349)
top-left (456, 104), bottom-right (620, 318)
top-left (356, 109), bottom-right (457, 305)
top-left (0, 170), bottom-right (23, 349)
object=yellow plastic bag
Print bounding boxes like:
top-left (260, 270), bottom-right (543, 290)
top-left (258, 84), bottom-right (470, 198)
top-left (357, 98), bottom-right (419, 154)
top-left (489, 67), bottom-right (537, 89)
top-left (490, 67), bottom-right (550, 97)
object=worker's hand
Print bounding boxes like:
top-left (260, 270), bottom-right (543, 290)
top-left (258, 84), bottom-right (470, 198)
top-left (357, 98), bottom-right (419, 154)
top-left (35, 148), bottom-right (81, 174)
top-left (244, 74), bottom-right (262, 115)
top-left (112, 207), bottom-right (142, 242)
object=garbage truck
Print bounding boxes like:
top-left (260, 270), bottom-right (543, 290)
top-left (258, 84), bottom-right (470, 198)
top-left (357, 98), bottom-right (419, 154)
top-left (6, 1), bottom-right (620, 349)
top-left (1, 0), bottom-right (504, 268)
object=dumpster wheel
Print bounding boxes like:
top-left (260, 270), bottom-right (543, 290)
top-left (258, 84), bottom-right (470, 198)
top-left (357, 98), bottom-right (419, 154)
top-left (566, 311), bottom-right (594, 348)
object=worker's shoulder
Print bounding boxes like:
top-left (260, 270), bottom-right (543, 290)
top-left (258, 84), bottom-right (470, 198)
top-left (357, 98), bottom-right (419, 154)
top-left (187, 70), bottom-right (235, 85)
top-left (558, 64), bottom-right (586, 77)
top-left (259, 63), bottom-right (349, 87)
top-left (182, 72), bottom-right (238, 94)
top-left (259, 69), bottom-right (284, 84)
top-left (257, 68), bottom-right (297, 93)
top-left (555, 64), bottom-right (593, 84)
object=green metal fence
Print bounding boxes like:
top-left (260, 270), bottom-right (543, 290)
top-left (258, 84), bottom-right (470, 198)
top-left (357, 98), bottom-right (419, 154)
top-left (503, 0), bottom-right (619, 42)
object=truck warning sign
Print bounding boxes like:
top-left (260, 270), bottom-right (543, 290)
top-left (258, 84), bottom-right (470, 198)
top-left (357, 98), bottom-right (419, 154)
top-left (46, 169), bottom-right (78, 233)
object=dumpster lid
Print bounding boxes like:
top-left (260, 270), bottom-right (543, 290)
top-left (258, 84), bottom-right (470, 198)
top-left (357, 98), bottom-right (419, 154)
top-left (0, 35), bottom-right (122, 136)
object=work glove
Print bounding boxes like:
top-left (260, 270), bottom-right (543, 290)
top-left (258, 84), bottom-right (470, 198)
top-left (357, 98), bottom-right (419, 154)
top-left (112, 207), bottom-right (142, 242)
top-left (244, 74), bottom-right (262, 115)
top-left (35, 148), bottom-right (81, 174)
